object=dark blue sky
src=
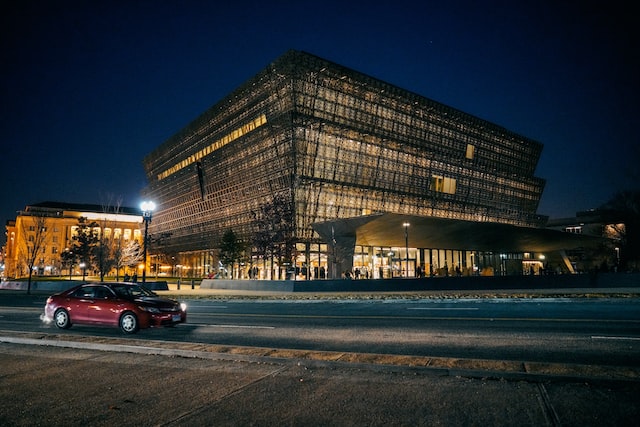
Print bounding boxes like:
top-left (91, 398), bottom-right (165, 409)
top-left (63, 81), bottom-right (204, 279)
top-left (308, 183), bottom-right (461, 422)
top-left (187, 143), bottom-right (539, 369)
top-left (2, 0), bottom-right (638, 246)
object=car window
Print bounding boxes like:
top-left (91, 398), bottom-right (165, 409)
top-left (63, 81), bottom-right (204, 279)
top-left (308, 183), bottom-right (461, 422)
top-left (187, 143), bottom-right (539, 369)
top-left (71, 286), bottom-right (95, 298)
top-left (112, 285), bottom-right (131, 298)
top-left (93, 286), bottom-right (113, 299)
top-left (111, 284), bottom-right (156, 298)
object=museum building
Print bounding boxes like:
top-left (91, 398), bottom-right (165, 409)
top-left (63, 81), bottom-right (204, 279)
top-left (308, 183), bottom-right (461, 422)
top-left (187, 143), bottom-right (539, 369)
top-left (141, 50), bottom-right (598, 280)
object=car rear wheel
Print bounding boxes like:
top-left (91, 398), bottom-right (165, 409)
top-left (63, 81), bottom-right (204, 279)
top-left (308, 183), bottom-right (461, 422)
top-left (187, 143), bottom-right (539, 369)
top-left (119, 312), bottom-right (139, 334)
top-left (54, 309), bottom-right (71, 329)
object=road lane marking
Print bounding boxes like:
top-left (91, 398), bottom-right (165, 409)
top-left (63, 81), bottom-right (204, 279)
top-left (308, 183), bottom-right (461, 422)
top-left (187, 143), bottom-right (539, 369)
top-left (591, 336), bottom-right (640, 341)
top-left (196, 324), bottom-right (275, 329)
top-left (407, 307), bottom-right (479, 311)
top-left (192, 313), bottom-right (640, 323)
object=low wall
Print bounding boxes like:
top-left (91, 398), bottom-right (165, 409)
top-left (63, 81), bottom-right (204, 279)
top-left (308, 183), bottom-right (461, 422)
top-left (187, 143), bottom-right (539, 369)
top-left (0, 280), bottom-right (169, 292)
top-left (2, 274), bottom-right (638, 294)
top-left (201, 272), bottom-right (640, 293)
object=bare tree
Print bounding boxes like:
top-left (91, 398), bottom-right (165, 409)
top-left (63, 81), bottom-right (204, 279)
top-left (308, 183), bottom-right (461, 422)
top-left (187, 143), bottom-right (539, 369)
top-left (94, 195), bottom-right (124, 281)
top-left (251, 193), bottom-right (295, 279)
top-left (115, 240), bottom-right (143, 280)
top-left (18, 214), bottom-right (50, 294)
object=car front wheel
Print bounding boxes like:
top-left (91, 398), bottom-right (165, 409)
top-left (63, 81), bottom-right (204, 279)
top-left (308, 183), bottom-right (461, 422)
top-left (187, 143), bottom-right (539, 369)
top-left (119, 312), bottom-right (139, 334)
top-left (54, 309), bottom-right (71, 329)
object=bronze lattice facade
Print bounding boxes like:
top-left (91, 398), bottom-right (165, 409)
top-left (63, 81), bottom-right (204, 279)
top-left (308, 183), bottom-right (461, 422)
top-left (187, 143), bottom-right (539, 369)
top-left (142, 50), bottom-right (546, 271)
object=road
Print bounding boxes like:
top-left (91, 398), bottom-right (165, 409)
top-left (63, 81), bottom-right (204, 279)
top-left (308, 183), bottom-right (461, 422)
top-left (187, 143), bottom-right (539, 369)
top-left (2, 293), bottom-right (639, 369)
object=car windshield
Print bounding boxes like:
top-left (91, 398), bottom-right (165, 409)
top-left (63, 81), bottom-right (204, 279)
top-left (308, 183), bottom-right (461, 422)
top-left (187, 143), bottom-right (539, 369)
top-left (111, 284), bottom-right (157, 298)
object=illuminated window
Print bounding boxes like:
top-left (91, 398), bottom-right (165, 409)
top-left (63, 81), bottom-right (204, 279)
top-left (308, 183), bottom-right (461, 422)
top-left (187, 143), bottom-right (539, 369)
top-left (123, 229), bottom-right (132, 241)
top-left (431, 175), bottom-right (456, 194)
top-left (157, 114), bottom-right (267, 180)
top-left (465, 144), bottom-right (475, 160)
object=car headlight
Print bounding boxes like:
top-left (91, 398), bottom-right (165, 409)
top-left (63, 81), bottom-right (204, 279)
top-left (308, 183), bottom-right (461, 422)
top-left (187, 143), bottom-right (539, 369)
top-left (180, 303), bottom-right (187, 312)
top-left (139, 306), bottom-right (161, 313)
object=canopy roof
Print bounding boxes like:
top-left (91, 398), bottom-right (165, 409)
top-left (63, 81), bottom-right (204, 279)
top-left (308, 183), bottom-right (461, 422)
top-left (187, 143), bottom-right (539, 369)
top-left (312, 213), bottom-right (605, 253)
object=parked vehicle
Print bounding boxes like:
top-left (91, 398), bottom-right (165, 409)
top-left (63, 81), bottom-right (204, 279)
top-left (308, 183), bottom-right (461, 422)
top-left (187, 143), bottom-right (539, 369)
top-left (43, 282), bottom-right (187, 334)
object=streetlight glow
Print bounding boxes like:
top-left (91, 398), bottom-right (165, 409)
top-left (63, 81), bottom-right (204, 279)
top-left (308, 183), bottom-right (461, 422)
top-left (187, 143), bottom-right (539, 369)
top-left (140, 201), bottom-right (156, 216)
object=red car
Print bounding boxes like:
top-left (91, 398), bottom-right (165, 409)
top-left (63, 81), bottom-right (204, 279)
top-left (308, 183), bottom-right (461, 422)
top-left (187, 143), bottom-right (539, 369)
top-left (43, 282), bottom-right (187, 334)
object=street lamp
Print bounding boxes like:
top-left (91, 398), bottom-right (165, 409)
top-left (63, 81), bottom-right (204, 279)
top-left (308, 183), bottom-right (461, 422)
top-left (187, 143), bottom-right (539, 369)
top-left (140, 201), bottom-right (156, 285)
top-left (79, 262), bottom-right (86, 281)
top-left (403, 222), bottom-right (410, 277)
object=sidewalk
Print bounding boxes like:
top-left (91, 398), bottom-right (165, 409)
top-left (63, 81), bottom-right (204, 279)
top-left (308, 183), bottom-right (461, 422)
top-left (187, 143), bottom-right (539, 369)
top-left (2, 336), bottom-right (639, 426)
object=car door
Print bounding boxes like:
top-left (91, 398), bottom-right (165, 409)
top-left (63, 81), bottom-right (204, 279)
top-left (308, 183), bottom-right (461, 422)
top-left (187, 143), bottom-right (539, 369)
top-left (85, 285), bottom-right (121, 326)
top-left (67, 285), bottom-right (96, 323)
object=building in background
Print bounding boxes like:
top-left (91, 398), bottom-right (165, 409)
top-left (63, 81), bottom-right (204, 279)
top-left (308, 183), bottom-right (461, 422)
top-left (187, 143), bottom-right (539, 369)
top-left (142, 50), bottom-right (600, 280)
top-left (4, 202), bottom-right (142, 279)
top-left (547, 209), bottom-right (625, 272)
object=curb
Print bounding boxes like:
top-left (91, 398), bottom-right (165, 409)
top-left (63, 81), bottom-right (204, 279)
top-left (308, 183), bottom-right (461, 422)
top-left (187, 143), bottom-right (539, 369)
top-left (2, 331), bottom-right (639, 384)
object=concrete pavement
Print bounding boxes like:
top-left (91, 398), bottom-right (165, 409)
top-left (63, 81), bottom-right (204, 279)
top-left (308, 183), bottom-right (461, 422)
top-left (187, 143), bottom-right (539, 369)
top-left (2, 333), bottom-right (640, 426)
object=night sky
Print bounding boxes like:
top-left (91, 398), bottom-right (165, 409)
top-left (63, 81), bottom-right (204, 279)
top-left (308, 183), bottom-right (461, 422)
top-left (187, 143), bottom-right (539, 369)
top-left (2, 0), bottom-right (638, 247)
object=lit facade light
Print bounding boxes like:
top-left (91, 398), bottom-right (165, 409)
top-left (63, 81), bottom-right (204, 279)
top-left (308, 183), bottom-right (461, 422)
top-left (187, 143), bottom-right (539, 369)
top-left (140, 201), bottom-right (156, 284)
top-left (403, 222), bottom-right (410, 278)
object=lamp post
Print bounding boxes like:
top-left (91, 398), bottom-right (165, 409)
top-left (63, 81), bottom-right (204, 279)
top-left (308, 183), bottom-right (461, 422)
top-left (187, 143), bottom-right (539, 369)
top-left (403, 222), bottom-right (410, 277)
top-left (140, 201), bottom-right (156, 285)
top-left (80, 262), bottom-right (86, 281)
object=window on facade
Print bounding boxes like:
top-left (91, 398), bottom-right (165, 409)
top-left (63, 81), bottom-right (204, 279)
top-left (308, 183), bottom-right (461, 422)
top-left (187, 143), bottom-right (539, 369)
top-left (123, 229), bottom-right (132, 240)
top-left (465, 144), bottom-right (475, 159)
top-left (431, 175), bottom-right (457, 194)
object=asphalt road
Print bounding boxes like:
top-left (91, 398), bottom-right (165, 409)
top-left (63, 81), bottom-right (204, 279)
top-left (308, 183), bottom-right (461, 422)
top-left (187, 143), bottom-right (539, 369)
top-left (2, 293), bottom-right (639, 367)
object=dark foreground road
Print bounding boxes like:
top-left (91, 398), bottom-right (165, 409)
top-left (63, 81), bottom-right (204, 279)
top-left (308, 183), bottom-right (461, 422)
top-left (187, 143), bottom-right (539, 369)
top-left (1, 336), bottom-right (639, 427)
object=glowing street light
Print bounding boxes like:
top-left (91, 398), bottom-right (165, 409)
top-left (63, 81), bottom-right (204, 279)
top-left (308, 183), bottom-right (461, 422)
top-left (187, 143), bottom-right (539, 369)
top-left (403, 222), bottom-right (410, 277)
top-left (140, 201), bottom-right (156, 284)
